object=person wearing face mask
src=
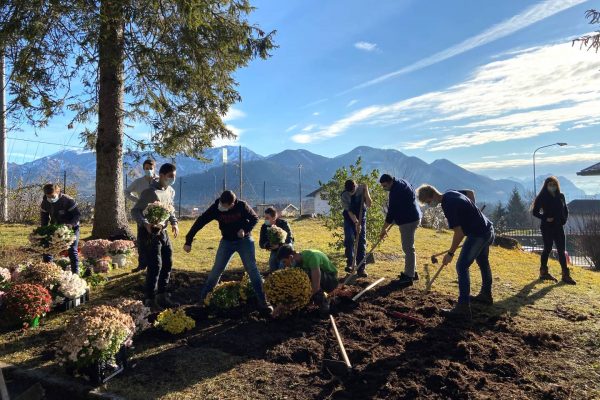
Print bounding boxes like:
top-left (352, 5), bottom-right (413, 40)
top-left (417, 184), bottom-right (494, 319)
top-left (258, 207), bottom-right (294, 271)
top-left (124, 159), bottom-right (157, 273)
top-left (341, 180), bottom-right (372, 276)
top-left (378, 174), bottom-right (422, 287)
top-left (276, 244), bottom-right (338, 316)
top-left (40, 183), bottom-right (81, 274)
top-left (184, 190), bottom-right (273, 316)
top-left (532, 176), bottom-right (575, 284)
top-left (131, 163), bottom-right (179, 310)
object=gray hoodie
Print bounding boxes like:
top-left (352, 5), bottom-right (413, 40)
top-left (131, 181), bottom-right (178, 227)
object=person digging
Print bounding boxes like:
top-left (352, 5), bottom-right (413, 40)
top-left (417, 184), bottom-right (495, 319)
top-left (277, 245), bottom-right (338, 317)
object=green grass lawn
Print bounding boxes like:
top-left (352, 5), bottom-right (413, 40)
top-left (1, 219), bottom-right (599, 399)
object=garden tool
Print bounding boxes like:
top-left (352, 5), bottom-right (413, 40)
top-left (322, 315), bottom-right (352, 377)
top-left (430, 244), bottom-right (464, 265)
top-left (342, 225), bottom-right (392, 286)
top-left (351, 195), bottom-right (366, 270)
top-left (351, 277), bottom-right (385, 302)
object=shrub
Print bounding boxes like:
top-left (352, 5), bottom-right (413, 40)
top-left (264, 268), bottom-right (312, 314)
top-left (154, 308), bottom-right (195, 335)
top-left (204, 281), bottom-right (241, 309)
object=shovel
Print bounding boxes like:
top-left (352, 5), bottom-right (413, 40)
top-left (430, 245), bottom-right (463, 265)
top-left (322, 315), bottom-right (352, 377)
top-left (342, 225), bottom-right (392, 286)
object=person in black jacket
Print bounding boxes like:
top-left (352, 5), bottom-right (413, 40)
top-left (341, 180), bottom-right (372, 277)
top-left (532, 176), bottom-right (575, 285)
top-left (184, 190), bottom-right (272, 314)
top-left (40, 183), bottom-right (81, 273)
top-left (258, 207), bottom-right (294, 271)
top-left (379, 174), bottom-right (422, 287)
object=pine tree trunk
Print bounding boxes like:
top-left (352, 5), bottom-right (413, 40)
top-left (92, 0), bottom-right (132, 239)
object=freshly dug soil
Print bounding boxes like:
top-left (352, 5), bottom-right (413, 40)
top-left (147, 272), bottom-right (572, 399)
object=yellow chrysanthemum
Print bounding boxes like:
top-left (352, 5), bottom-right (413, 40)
top-left (264, 268), bottom-right (311, 313)
top-left (239, 273), bottom-right (257, 303)
top-left (204, 281), bottom-right (241, 309)
top-left (154, 308), bottom-right (195, 335)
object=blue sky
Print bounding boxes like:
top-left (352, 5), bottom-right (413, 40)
top-left (6, 0), bottom-right (600, 194)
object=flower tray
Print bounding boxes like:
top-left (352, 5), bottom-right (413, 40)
top-left (55, 290), bottom-right (90, 312)
top-left (71, 346), bottom-right (131, 385)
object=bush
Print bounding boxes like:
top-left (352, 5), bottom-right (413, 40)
top-left (204, 281), bottom-right (241, 309)
top-left (420, 207), bottom-right (447, 231)
top-left (574, 215), bottom-right (600, 270)
top-left (264, 268), bottom-right (312, 314)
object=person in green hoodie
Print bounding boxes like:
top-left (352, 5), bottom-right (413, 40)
top-left (277, 245), bottom-right (338, 315)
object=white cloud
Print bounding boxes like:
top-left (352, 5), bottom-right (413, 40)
top-left (291, 133), bottom-right (314, 144)
top-left (344, 0), bottom-right (587, 92)
top-left (302, 98), bottom-right (328, 108)
top-left (212, 125), bottom-right (243, 147)
top-left (285, 124), bottom-right (298, 133)
top-left (298, 40), bottom-right (600, 148)
top-left (347, 99), bottom-right (359, 107)
top-left (402, 138), bottom-right (436, 150)
top-left (354, 41), bottom-right (378, 52)
top-left (223, 107), bottom-right (246, 122)
top-left (460, 152), bottom-right (600, 170)
top-left (313, 112), bottom-right (320, 116)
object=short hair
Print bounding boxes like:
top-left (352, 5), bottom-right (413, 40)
top-left (416, 184), bottom-right (442, 205)
top-left (264, 207), bottom-right (277, 217)
top-left (344, 180), bottom-right (357, 192)
top-left (143, 159), bottom-right (156, 168)
top-left (379, 174), bottom-right (393, 184)
top-left (159, 163), bottom-right (176, 175)
top-left (277, 244), bottom-right (295, 261)
top-left (43, 183), bottom-right (60, 195)
top-left (220, 190), bottom-right (236, 205)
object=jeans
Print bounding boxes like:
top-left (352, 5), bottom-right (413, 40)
top-left (268, 250), bottom-right (284, 272)
top-left (344, 216), bottom-right (366, 268)
top-left (399, 220), bottom-right (419, 277)
top-left (43, 226), bottom-right (80, 274)
top-left (136, 224), bottom-right (148, 270)
top-left (199, 236), bottom-right (267, 306)
top-left (140, 228), bottom-right (173, 299)
top-left (540, 223), bottom-right (568, 271)
top-left (455, 228), bottom-right (495, 304)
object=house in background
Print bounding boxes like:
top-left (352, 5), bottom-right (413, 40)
top-left (565, 199), bottom-right (600, 233)
top-left (254, 203), bottom-right (275, 216)
top-left (280, 204), bottom-right (300, 218)
top-left (303, 187), bottom-right (331, 216)
top-left (577, 161), bottom-right (600, 177)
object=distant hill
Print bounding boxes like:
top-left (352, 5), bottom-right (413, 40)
top-left (7, 145), bottom-right (587, 208)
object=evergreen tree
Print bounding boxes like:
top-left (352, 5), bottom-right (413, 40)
top-left (490, 201), bottom-right (507, 232)
top-left (1, 1), bottom-right (275, 238)
top-left (505, 188), bottom-right (529, 228)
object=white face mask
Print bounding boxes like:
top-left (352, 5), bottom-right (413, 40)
top-left (264, 220), bottom-right (272, 226)
top-left (218, 203), bottom-right (230, 212)
top-left (429, 200), bottom-right (439, 208)
top-left (144, 169), bottom-right (154, 177)
top-left (47, 196), bottom-right (59, 203)
top-left (165, 177), bottom-right (175, 186)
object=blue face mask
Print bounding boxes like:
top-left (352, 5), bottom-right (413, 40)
top-left (165, 177), bottom-right (175, 186)
top-left (47, 196), bottom-right (59, 203)
top-left (144, 169), bottom-right (154, 177)
top-left (264, 220), bottom-right (272, 226)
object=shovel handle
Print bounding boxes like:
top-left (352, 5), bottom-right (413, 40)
top-left (431, 243), bottom-right (464, 259)
top-left (352, 277), bottom-right (385, 302)
top-left (329, 315), bottom-right (351, 368)
top-left (425, 263), bottom-right (445, 292)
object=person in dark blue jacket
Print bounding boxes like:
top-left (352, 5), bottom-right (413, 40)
top-left (379, 174), bottom-right (422, 287)
top-left (341, 180), bottom-right (372, 276)
top-left (40, 183), bottom-right (81, 273)
top-left (417, 184), bottom-right (494, 319)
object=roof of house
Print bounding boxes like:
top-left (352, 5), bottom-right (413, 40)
top-left (567, 199), bottom-right (600, 214)
top-left (577, 162), bottom-right (600, 176)
top-left (282, 204), bottom-right (299, 211)
top-left (306, 187), bottom-right (324, 198)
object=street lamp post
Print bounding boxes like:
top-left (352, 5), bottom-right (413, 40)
top-left (533, 142), bottom-right (567, 195)
top-left (298, 164), bottom-right (303, 216)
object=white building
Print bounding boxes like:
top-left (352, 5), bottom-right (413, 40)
top-left (303, 188), bottom-right (331, 216)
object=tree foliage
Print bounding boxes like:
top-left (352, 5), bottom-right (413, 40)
top-left (573, 9), bottom-right (600, 53)
top-left (1, 0), bottom-right (276, 156)
top-left (505, 188), bottom-right (529, 229)
top-left (319, 158), bottom-right (388, 250)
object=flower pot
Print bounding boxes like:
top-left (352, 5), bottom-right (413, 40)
top-left (111, 254), bottom-right (128, 268)
top-left (55, 289), bottom-right (90, 312)
top-left (72, 345), bottom-right (131, 385)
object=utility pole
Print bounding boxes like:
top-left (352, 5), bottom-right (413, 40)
top-left (0, 49), bottom-right (7, 222)
top-left (239, 145), bottom-right (243, 199)
top-left (223, 147), bottom-right (227, 190)
top-left (298, 164), bottom-right (303, 216)
top-left (263, 181), bottom-right (266, 204)
top-left (178, 178), bottom-right (183, 218)
top-left (63, 171), bottom-right (67, 195)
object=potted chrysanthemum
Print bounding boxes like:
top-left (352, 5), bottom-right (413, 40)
top-left (107, 240), bottom-right (135, 268)
top-left (3, 283), bottom-right (52, 328)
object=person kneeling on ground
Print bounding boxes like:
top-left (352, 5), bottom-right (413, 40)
top-left (277, 245), bottom-right (338, 316)
top-left (259, 207), bottom-right (294, 271)
top-left (184, 190), bottom-right (273, 316)
top-left (131, 163), bottom-right (180, 310)
top-left (417, 184), bottom-right (495, 319)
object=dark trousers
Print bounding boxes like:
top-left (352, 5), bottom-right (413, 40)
top-left (43, 226), bottom-right (80, 274)
top-left (140, 227), bottom-right (173, 299)
top-left (540, 223), bottom-right (568, 271)
top-left (305, 269), bottom-right (338, 293)
top-left (343, 216), bottom-right (366, 268)
top-left (136, 225), bottom-right (148, 269)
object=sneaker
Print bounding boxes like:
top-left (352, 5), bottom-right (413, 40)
top-left (259, 305), bottom-right (274, 318)
top-left (144, 297), bottom-right (161, 312)
top-left (132, 266), bottom-right (147, 273)
top-left (561, 271), bottom-right (576, 285)
top-left (470, 292), bottom-right (493, 305)
top-left (344, 265), bottom-right (354, 274)
top-left (156, 292), bottom-right (180, 308)
top-left (413, 271), bottom-right (419, 281)
top-left (396, 272), bottom-right (415, 288)
top-left (441, 303), bottom-right (472, 320)
top-left (539, 272), bottom-right (558, 282)
top-left (356, 268), bottom-right (368, 278)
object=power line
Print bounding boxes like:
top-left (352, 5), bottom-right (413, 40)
top-left (6, 136), bottom-right (85, 149)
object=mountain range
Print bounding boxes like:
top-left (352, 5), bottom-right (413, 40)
top-left (7, 145), bottom-right (588, 207)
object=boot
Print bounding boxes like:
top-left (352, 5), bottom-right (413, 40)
top-left (144, 297), bottom-right (161, 312)
top-left (470, 291), bottom-right (494, 305)
top-left (396, 272), bottom-right (415, 288)
top-left (441, 302), bottom-right (472, 320)
top-left (356, 268), bottom-right (368, 278)
top-left (344, 265), bottom-right (354, 274)
top-left (156, 292), bottom-right (180, 308)
top-left (561, 268), bottom-right (576, 285)
top-left (539, 267), bottom-right (558, 282)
